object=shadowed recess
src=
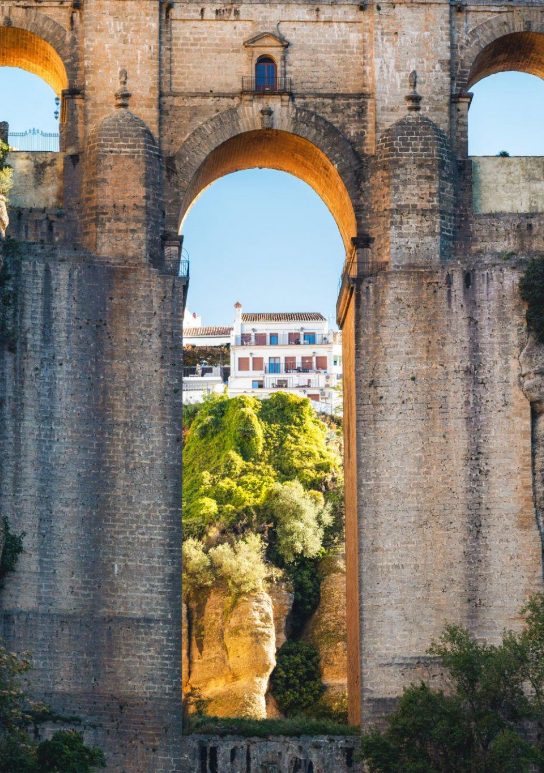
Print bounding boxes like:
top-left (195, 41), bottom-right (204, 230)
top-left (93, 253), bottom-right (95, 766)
top-left (468, 32), bottom-right (544, 87)
top-left (0, 26), bottom-right (68, 94)
top-left (179, 129), bottom-right (357, 256)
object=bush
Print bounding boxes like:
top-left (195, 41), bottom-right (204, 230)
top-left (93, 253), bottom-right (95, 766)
top-left (0, 516), bottom-right (24, 585)
top-left (0, 140), bottom-right (13, 199)
top-left (209, 533), bottom-right (270, 598)
top-left (37, 730), bottom-right (105, 772)
top-left (264, 481), bottom-right (331, 564)
top-left (360, 594), bottom-right (544, 772)
top-left (184, 714), bottom-right (357, 737)
top-left (286, 556), bottom-right (322, 638)
top-left (270, 641), bottom-right (324, 716)
top-left (520, 257), bottom-right (544, 344)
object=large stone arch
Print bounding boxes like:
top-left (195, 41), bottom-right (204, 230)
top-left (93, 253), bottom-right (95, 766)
top-left (165, 103), bottom-right (363, 256)
top-left (0, 10), bottom-right (76, 92)
top-left (457, 10), bottom-right (544, 90)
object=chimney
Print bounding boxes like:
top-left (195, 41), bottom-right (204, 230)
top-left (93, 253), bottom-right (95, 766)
top-left (233, 301), bottom-right (242, 337)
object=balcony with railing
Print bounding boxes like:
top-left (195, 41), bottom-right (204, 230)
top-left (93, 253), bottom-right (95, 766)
top-left (241, 76), bottom-right (292, 95)
top-left (235, 333), bottom-right (332, 346)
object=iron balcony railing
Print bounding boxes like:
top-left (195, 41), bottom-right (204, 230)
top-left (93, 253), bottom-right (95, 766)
top-left (241, 76), bottom-right (293, 94)
top-left (264, 365), bottom-right (328, 375)
top-left (179, 258), bottom-right (190, 280)
top-left (235, 333), bottom-right (332, 346)
top-left (8, 129), bottom-right (60, 152)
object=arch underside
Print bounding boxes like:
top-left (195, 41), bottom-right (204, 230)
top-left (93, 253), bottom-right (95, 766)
top-left (0, 26), bottom-right (68, 94)
top-left (468, 31), bottom-right (544, 87)
top-left (179, 129), bottom-right (357, 255)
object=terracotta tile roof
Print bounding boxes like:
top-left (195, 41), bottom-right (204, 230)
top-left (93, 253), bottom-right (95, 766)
top-left (241, 312), bottom-right (326, 323)
top-left (183, 326), bottom-right (233, 337)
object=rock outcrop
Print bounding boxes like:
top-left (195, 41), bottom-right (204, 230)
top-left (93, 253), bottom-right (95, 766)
top-left (184, 588), bottom-right (276, 718)
top-left (305, 552), bottom-right (348, 715)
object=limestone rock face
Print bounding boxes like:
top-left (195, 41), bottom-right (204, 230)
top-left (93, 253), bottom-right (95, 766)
top-left (185, 588), bottom-right (276, 718)
top-left (268, 580), bottom-right (294, 650)
top-left (306, 552), bottom-right (348, 713)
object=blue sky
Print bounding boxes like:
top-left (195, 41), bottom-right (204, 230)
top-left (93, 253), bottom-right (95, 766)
top-left (0, 67), bottom-right (542, 325)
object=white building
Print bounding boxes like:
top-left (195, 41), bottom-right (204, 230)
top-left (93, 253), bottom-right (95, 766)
top-left (182, 323), bottom-right (231, 404)
top-left (228, 302), bottom-right (342, 411)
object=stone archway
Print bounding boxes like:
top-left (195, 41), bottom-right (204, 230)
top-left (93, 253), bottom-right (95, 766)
top-left (457, 10), bottom-right (544, 91)
top-left (166, 103), bottom-right (363, 256)
top-left (0, 11), bottom-right (76, 91)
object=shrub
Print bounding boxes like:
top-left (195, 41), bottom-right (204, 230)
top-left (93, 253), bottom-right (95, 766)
top-left (37, 731), bottom-right (105, 772)
top-left (270, 641), bottom-right (324, 716)
top-left (520, 257), bottom-right (544, 344)
top-left (264, 481), bottom-right (331, 564)
top-left (209, 533), bottom-right (269, 598)
top-left (0, 140), bottom-right (13, 199)
top-left (286, 556), bottom-right (322, 637)
top-left (360, 594), bottom-right (544, 772)
top-left (0, 516), bottom-right (24, 585)
top-left (182, 538), bottom-right (213, 596)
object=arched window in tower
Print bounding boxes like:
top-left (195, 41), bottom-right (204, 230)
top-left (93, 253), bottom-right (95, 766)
top-left (255, 56), bottom-right (277, 92)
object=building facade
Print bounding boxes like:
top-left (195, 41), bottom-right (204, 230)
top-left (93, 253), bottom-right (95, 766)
top-left (229, 303), bottom-right (342, 411)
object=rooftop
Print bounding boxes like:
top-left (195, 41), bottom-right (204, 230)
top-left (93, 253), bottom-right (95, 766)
top-left (183, 326), bottom-right (233, 337)
top-left (241, 312), bottom-right (326, 323)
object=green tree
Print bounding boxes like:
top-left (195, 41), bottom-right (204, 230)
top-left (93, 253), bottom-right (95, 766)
top-left (361, 595), bottom-right (544, 772)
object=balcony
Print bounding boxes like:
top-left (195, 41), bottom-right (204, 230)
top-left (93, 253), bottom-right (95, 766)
top-left (235, 333), bottom-right (332, 346)
top-left (241, 76), bottom-right (292, 95)
top-left (264, 365), bottom-right (327, 375)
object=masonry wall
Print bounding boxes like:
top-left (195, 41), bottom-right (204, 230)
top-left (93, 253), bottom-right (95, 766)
top-left (0, 247), bottom-right (186, 772)
top-left (355, 263), bottom-right (543, 718)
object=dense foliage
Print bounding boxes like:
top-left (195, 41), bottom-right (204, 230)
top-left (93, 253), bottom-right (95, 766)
top-left (361, 594), bottom-right (544, 772)
top-left (184, 715), bottom-right (356, 737)
top-left (0, 139), bottom-right (12, 199)
top-left (183, 344), bottom-right (229, 367)
top-left (520, 257), bottom-right (544, 344)
top-left (269, 641), bottom-right (324, 716)
top-left (0, 516), bottom-right (25, 586)
top-left (182, 393), bottom-right (342, 599)
top-left (0, 642), bottom-right (105, 772)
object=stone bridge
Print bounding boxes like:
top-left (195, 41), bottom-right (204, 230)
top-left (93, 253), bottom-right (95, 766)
top-left (0, 1), bottom-right (543, 770)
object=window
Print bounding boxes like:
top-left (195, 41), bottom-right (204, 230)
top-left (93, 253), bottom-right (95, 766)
top-left (285, 356), bottom-right (296, 372)
top-left (252, 380), bottom-right (264, 389)
top-left (269, 333), bottom-right (279, 345)
top-left (303, 332), bottom-right (316, 345)
top-left (241, 333), bottom-right (251, 345)
top-left (238, 357), bottom-right (250, 371)
top-left (288, 332), bottom-right (300, 344)
top-left (252, 356), bottom-right (264, 370)
top-left (254, 333), bottom-right (266, 345)
top-left (301, 356), bottom-right (313, 371)
top-left (277, 379), bottom-right (288, 388)
top-left (255, 56), bottom-right (277, 92)
top-left (269, 357), bottom-right (280, 374)
top-left (316, 356), bottom-right (328, 370)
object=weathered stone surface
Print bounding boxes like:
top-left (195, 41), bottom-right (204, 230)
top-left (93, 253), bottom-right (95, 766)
top-left (180, 734), bottom-right (361, 773)
top-left (306, 553), bottom-right (348, 714)
top-left (268, 580), bottom-right (293, 651)
top-left (1, 2), bottom-right (544, 770)
top-left (186, 589), bottom-right (276, 719)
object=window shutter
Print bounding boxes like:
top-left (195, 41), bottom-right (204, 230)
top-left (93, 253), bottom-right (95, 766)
top-left (253, 357), bottom-right (264, 371)
top-left (302, 356), bottom-right (313, 370)
top-left (285, 356), bottom-right (296, 372)
top-left (238, 357), bottom-right (250, 371)
top-left (316, 356), bottom-right (328, 370)
top-left (255, 333), bottom-right (266, 345)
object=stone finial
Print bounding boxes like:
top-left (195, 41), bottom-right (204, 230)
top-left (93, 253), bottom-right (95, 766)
top-left (115, 68), bottom-right (131, 108)
top-left (405, 70), bottom-right (422, 112)
top-left (260, 106), bottom-right (273, 130)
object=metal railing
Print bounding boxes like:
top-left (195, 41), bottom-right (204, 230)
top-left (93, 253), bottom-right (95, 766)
top-left (8, 129), bottom-right (60, 152)
top-left (235, 333), bottom-right (332, 346)
top-left (264, 364), bottom-right (328, 375)
top-left (179, 258), bottom-right (190, 280)
top-left (241, 76), bottom-right (293, 94)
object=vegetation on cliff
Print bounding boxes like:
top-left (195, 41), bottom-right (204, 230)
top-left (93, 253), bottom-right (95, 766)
top-left (520, 257), bottom-right (544, 344)
top-left (361, 594), bottom-right (544, 772)
top-left (0, 139), bottom-right (12, 199)
top-left (182, 393), bottom-right (345, 719)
